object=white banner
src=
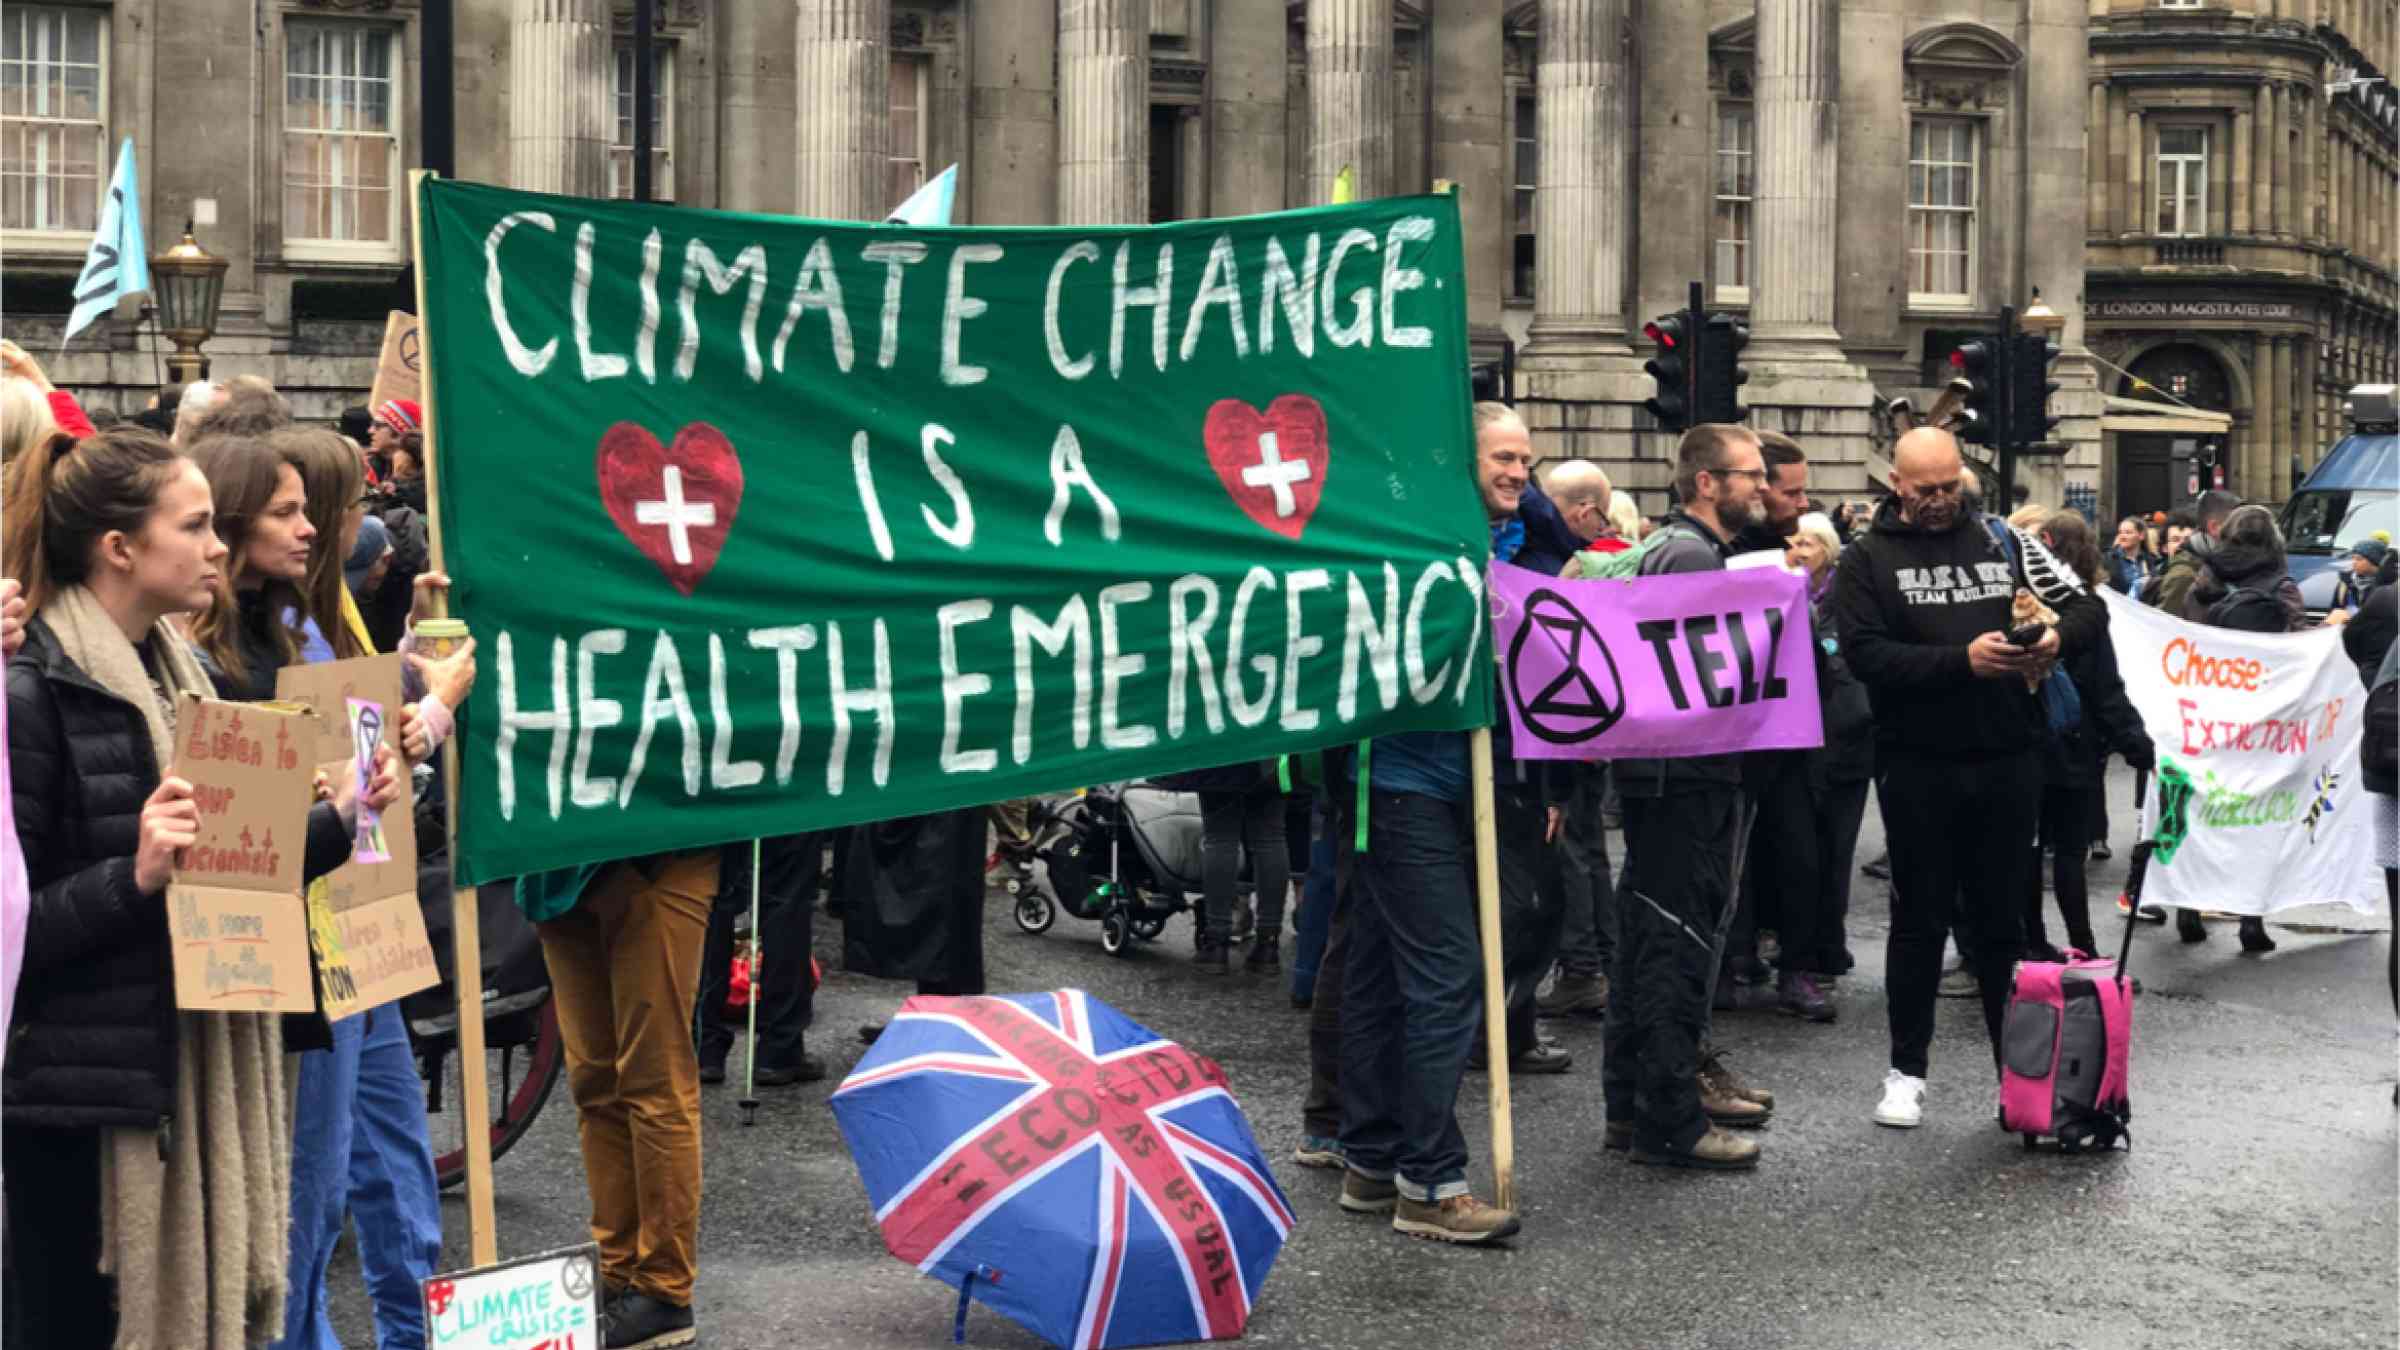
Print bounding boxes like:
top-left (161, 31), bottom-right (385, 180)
top-left (2103, 589), bottom-right (2383, 916)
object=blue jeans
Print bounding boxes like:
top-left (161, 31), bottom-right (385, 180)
top-left (1338, 790), bottom-right (1479, 1202)
top-left (273, 1002), bottom-right (445, 1350)
top-left (1289, 795), bottom-right (1338, 1001)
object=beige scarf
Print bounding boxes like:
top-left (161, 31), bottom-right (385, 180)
top-left (41, 585), bottom-right (291, 1350)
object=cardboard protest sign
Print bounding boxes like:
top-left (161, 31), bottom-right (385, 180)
top-left (2103, 589), bottom-right (2382, 915)
top-left (167, 695), bottom-right (316, 1013)
top-left (369, 310), bottom-right (423, 410)
top-left (276, 655), bottom-right (438, 1020)
top-left (417, 179), bottom-right (1493, 885)
top-left (1489, 561), bottom-right (1825, 759)
top-left (423, 1243), bottom-right (602, 1350)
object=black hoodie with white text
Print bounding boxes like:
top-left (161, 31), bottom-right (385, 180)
top-left (1831, 496), bottom-right (2104, 758)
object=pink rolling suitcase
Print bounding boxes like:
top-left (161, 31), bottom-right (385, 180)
top-left (1997, 841), bottom-right (2151, 1152)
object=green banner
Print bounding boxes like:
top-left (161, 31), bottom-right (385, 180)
top-left (417, 178), bottom-right (1492, 885)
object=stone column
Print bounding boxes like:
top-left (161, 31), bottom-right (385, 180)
top-left (719, 0), bottom-right (801, 214)
top-left (2251, 332), bottom-right (2278, 499)
top-left (1526, 0), bottom-right (1630, 354)
top-left (508, 0), bottom-right (610, 196)
top-left (1211, 0), bottom-right (1289, 219)
top-left (2088, 81), bottom-right (2110, 234)
top-left (1750, 0), bottom-right (1844, 354)
top-left (1058, 0), bottom-right (1149, 225)
top-left (2253, 84), bottom-right (2276, 237)
top-left (2125, 106), bottom-right (2145, 234)
top-left (1832, 0), bottom-right (1905, 356)
top-left (1430, 0), bottom-right (1507, 339)
top-left (2297, 89), bottom-right (2316, 242)
top-left (1306, 0), bottom-right (1393, 203)
top-left (971, 0), bottom-right (1060, 225)
top-left (2294, 335), bottom-right (2317, 495)
top-left (2275, 85), bottom-right (2297, 237)
top-left (2272, 334), bottom-right (2295, 496)
top-left (1636, 0), bottom-right (1711, 326)
top-left (796, 0), bottom-right (889, 220)
top-left (2232, 104), bottom-right (2254, 234)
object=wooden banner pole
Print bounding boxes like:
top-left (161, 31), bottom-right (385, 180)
top-left (408, 168), bottom-right (498, 1267)
top-left (1467, 727), bottom-right (1515, 1211)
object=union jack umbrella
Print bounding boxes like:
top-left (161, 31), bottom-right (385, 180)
top-left (830, 990), bottom-right (1294, 1348)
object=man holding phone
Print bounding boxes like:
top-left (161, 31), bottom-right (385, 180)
top-left (1831, 428), bottom-right (2102, 1132)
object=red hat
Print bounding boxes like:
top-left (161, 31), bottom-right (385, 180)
top-left (376, 399), bottom-right (423, 435)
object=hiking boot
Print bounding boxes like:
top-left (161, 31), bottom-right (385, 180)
top-left (1630, 1126), bottom-right (1761, 1171)
top-left (2239, 916), bottom-right (2277, 954)
top-left (1244, 934), bottom-right (1282, 973)
top-left (1602, 1119), bottom-right (1633, 1152)
top-left (1872, 1069), bottom-right (1926, 1129)
top-left (1937, 966), bottom-right (1980, 999)
top-left (1293, 1135), bottom-right (1344, 1170)
top-left (1338, 1170), bottom-right (1399, 1214)
top-left (1514, 1040), bottom-right (1573, 1074)
top-left (604, 1292), bottom-right (696, 1350)
top-left (1776, 971), bottom-right (1835, 1023)
top-left (1391, 1193), bottom-right (1522, 1244)
top-left (1537, 972), bottom-right (1609, 1017)
top-left (1699, 1048), bottom-right (1774, 1110)
top-left (1193, 938), bottom-right (1231, 974)
top-left (754, 1053), bottom-right (828, 1087)
top-left (2176, 908), bottom-right (2209, 944)
top-left (1861, 851), bottom-right (1892, 881)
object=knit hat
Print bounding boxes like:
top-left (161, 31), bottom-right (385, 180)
top-left (345, 515), bottom-right (392, 590)
top-left (2347, 538), bottom-right (2391, 566)
top-left (375, 398), bottom-right (423, 435)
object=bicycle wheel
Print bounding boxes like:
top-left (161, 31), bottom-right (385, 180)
top-left (429, 1000), bottom-right (567, 1191)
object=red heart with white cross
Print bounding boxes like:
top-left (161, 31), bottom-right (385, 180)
top-left (595, 421), bottom-right (744, 596)
top-left (1202, 395), bottom-right (1330, 540)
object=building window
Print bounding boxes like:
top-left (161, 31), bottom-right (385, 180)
top-left (1713, 103), bottom-right (1754, 302)
top-left (2155, 126), bottom-right (2208, 237)
top-left (1, 6), bottom-right (106, 236)
top-left (888, 56), bottom-right (925, 212)
top-left (609, 42), bottom-right (672, 201)
top-left (283, 21), bottom-right (401, 256)
top-left (1513, 92), bottom-right (1536, 298)
top-left (1907, 117), bottom-right (1978, 305)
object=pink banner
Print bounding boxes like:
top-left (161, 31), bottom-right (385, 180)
top-left (1490, 560), bottom-right (1825, 759)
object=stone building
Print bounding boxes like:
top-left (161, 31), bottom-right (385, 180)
top-left (2085, 0), bottom-right (2400, 519)
top-left (2, 1), bottom-right (2386, 510)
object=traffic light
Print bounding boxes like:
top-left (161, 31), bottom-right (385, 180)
top-left (1695, 314), bottom-right (1750, 425)
top-left (2008, 334), bottom-right (2062, 449)
top-left (1643, 312), bottom-right (1694, 433)
top-left (1950, 338), bottom-right (1999, 446)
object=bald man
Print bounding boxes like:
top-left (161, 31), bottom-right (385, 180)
top-left (1833, 428), bottom-right (2103, 1131)
top-left (1543, 459), bottom-right (1613, 544)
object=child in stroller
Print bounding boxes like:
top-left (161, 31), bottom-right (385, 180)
top-left (1010, 782), bottom-right (1292, 959)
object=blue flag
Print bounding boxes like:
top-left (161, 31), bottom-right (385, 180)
top-left (64, 138), bottom-right (150, 343)
top-left (884, 163), bottom-right (957, 227)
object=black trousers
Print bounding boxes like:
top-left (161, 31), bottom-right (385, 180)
top-left (1754, 763), bottom-right (1869, 976)
top-left (1493, 781), bottom-right (1567, 1058)
top-left (1197, 784), bottom-right (1291, 945)
top-left (2027, 783), bottom-right (2099, 955)
top-left (2, 1124), bottom-right (110, 1350)
top-left (1303, 777), bottom-right (1360, 1142)
top-left (1603, 787), bottom-right (1741, 1152)
top-left (1554, 763), bottom-right (1617, 979)
top-left (695, 832), bottom-right (823, 1070)
top-left (1879, 749), bottom-right (2038, 1079)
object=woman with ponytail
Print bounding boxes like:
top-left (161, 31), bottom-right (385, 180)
top-left (3, 425), bottom-right (397, 1349)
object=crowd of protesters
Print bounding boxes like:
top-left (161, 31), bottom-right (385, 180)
top-left (2, 337), bottom-right (2393, 1350)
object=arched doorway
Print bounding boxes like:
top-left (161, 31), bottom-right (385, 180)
top-left (2116, 343), bottom-right (2235, 516)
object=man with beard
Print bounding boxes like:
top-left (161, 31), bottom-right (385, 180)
top-left (1834, 428), bottom-right (2102, 1130)
top-left (1600, 423), bottom-right (1772, 1171)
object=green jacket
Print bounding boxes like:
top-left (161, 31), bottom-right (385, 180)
top-left (2151, 539), bottom-right (2210, 618)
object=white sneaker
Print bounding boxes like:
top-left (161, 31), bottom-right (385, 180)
top-left (1872, 1069), bottom-right (1926, 1128)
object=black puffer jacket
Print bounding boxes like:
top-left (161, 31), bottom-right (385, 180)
top-left (6, 618), bottom-right (350, 1130)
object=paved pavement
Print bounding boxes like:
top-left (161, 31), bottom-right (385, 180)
top-left (333, 764), bottom-right (2397, 1349)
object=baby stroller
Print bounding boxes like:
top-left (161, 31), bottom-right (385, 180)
top-left (1015, 784), bottom-right (1249, 956)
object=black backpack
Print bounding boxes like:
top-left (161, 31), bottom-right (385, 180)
top-left (2365, 641), bottom-right (2398, 792)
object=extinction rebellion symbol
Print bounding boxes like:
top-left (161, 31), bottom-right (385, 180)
top-left (1506, 588), bottom-right (1624, 745)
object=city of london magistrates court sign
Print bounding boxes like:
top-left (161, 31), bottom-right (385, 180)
top-left (2089, 300), bottom-right (2299, 321)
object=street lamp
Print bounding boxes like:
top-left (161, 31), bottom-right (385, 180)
top-left (150, 222), bottom-right (227, 385)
